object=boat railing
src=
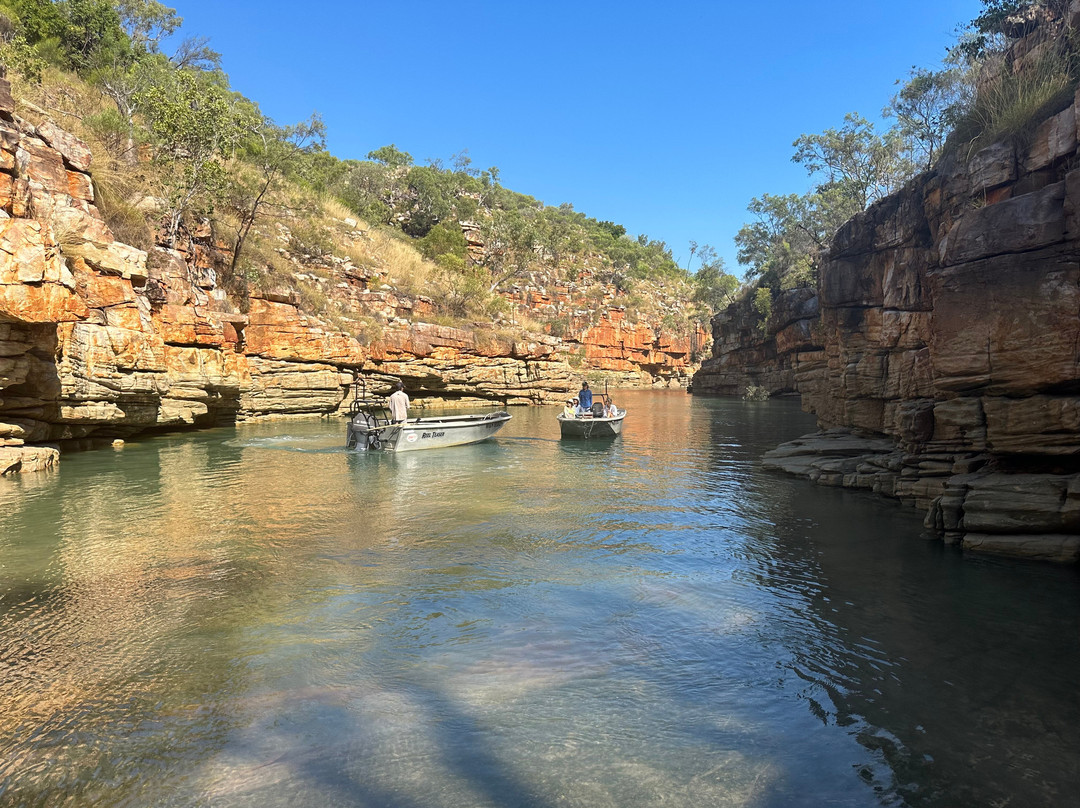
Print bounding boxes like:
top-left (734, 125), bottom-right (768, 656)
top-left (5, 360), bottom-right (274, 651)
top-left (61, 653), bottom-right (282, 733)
top-left (347, 377), bottom-right (390, 417)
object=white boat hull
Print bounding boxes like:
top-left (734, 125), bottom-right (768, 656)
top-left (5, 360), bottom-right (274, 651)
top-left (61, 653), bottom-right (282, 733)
top-left (349, 411), bottom-right (512, 452)
top-left (557, 411), bottom-right (625, 439)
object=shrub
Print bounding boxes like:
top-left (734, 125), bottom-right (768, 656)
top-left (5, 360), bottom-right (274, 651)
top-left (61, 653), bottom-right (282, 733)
top-left (417, 221), bottom-right (466, 262)
top-left (547, 315), bottom-right (571, 337)
top-left (753, 287), bottom-right (773, 331)
top-left (948, 41), bottom-right (1078, 153)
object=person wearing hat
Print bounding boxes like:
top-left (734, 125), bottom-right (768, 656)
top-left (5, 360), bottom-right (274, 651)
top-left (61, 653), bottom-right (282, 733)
top-left (578, 381), bottom-right (593, 411)
top-left (563, 398), bottom-right (578, 419)
top-left (389, 381), bottom-right (410, 423)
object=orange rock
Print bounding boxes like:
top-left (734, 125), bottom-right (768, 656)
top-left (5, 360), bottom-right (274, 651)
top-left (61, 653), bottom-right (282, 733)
top-left (16, 138), bottom-right (67, 196)
top-left (73, 258), bottom-right (135, 308)
top-left (66, 170), bottom-right (94, 202)
top-left (0, 172), bottom-right (12, 212)
top-left (244, 298), bottom-right (360, 362)
top-left (0, 219), bottom-right (87, 323)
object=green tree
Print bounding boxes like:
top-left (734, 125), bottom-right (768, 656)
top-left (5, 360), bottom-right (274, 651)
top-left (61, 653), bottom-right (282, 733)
top-left (537, 204), bottom-right (582, 270)
top-left (114, 0), bottom-right (178, 52)
top-left (692, 252), bottom-right (737, 316)
top-left (401, 164), bottom-right (452, 236)
top-left (885, 65), bottom-right (974, 171)
top-left (137, 68), bottom-right (258, 246)
top-left (336, 160), bottom-right (397, 224)
top-left (228, 112), bottom-right (326, 276)
top-left (366, 143), bottom-right (413, 168)
top-left (735, 192), bottom-right (835, 289)
top-left (957, 1), bottom-right (1060, 59)
top-left (792, 112), bottom-right (910, 210)
top-left (416, 221), bottom-right (466, 262)
top-left (479, 206), bottom-right (539, 293)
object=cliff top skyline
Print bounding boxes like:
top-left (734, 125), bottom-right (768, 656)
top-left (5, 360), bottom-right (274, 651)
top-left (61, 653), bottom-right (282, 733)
top-left (168, 0), bottom-right (983, 274)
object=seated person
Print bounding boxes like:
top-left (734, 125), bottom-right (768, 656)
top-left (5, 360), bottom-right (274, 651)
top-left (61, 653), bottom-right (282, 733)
top-left (605, 401), bottom-right (618, 417)
top-left (563, 399), bottom-right (577, 418)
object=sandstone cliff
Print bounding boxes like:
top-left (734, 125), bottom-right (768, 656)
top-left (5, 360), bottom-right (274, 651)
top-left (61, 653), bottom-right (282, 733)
top-left (693, 80), bottom-right (1080, 562)
top-left (0, 77), bottom-right (700, 475)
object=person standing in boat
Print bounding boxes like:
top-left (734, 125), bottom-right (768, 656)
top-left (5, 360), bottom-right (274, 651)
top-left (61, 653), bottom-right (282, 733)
top-left (389, 381), bottom-right (410, 423)
top-left (578, 381), bottom-right (592, 412)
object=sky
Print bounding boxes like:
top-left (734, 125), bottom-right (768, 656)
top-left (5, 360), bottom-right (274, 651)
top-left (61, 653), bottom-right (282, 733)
top-left (166, 0), bottom-right (984, 275)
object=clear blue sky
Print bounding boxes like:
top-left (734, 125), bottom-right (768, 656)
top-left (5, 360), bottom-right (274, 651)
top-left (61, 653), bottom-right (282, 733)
top-left (169, 0), bottom-right (982, 275)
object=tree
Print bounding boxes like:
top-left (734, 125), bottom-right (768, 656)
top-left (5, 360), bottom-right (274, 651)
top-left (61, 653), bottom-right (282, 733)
top-left (537, 204), bottom-right (581, 270)
top-left (416, 221), bottom-right (466, 263)
top-left (885, 65), bottom-right (974, 171)
top-left (228, 113), bottom-right (326, 276)
top-left (401, 164), bottom-right (453, 237)
top-left (792, 112), bottom-right (911, 210)
top-left (692, 252), bottom-right (737, 316)
top-left (366, 143), bottom-right (413, 168)
top-left (957, 0), bottom-right (1062, 59)
top-left (137, 68), bottom-right (258, 246)
top-left (94, 1), bottom-right (218, 163)
top-left (336, 161), bottom-right (398, 224)
top-left (734, 190), bottom-right (847, 290)
top-left (685, 240), bottom-right (698, 271)
top-left (115, 0), bottom-right (179, 52)
top-left (479, 207), bottom-right (539, 293)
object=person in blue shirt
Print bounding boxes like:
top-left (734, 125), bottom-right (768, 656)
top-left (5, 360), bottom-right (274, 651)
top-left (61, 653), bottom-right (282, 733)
top-left (578, 381), bottom-right (592, 411)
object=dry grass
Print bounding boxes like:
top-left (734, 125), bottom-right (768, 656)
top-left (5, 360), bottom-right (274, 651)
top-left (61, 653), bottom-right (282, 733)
top-left (366, 229), bottom-right (436, 295)
top-left (950, 42), bottom-right (1078, 154)
top-left (320, 196), bottom-right (358, 224)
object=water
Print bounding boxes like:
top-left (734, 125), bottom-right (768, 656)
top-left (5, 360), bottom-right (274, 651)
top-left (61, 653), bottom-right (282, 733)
top-left (1, 391), bottom-right (1078, 808)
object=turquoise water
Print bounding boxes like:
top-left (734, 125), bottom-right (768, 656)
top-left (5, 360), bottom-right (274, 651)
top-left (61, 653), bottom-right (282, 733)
top-left (1, 391), bottom-right (1077, 807)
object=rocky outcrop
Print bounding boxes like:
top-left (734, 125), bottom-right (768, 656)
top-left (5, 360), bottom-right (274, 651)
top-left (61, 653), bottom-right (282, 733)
top-left (0, 78), bottom-right (589, 473)
top-left (577, 307), bottom-right (706, 388)
top-left (692, 286), bottom-right (824, 397)
top-left (767, 109), bottom-right (1080, 562)
top-left (736, 112), bottom-right (1079, 561)
top-left (695, 15), bottom-right (1080, 562)
top-left (500, 270), bottom-right (706, 387)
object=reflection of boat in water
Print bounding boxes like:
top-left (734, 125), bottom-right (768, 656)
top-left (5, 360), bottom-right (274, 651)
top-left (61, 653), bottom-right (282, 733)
top-left (557, 408), bottom-right (625, 439)
top-left (345, 379), bottom-right (511, 452)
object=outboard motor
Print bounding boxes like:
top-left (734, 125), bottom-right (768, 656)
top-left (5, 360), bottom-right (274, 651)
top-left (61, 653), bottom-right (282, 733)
top-left (347, 410), bottom-right (381, 450)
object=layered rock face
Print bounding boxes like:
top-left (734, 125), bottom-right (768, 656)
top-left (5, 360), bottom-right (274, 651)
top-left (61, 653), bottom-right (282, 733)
top-left (500, 271), bottom-right (706, 388)
top-left (692, 287), bottom-right (824, 398)
top-left (696, 84), bottom-right (1080, 562)
top-left (0, 80), bottom-right (603, 474)
top-left (1, 74), bottom-right (702, 474)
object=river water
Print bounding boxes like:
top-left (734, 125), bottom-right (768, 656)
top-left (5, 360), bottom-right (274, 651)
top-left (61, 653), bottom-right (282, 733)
top-left (1, 391), bottom-right (1078, 807)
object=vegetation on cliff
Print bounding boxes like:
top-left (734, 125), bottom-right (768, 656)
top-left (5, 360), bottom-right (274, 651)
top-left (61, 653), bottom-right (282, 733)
top-left (733, 0), bottom-right (1079, 315)
top-left (0, 0), bottom-right (734, 356)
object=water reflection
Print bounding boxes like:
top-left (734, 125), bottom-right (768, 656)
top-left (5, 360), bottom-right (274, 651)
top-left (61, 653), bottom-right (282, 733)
top-left (0, 393), bottom-right (1077, 807)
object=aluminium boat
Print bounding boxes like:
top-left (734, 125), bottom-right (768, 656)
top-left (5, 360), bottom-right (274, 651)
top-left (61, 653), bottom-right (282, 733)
top-left (344, 378), bottom-right (511, 452)
top-left (348, 409), bottom-right (512, 452)
top-left (557, 407), bottom-right (625, 439)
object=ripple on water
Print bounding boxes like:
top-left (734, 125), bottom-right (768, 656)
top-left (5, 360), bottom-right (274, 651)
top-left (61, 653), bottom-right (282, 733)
top-left (2, 394), bottom-right (1079, 807)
